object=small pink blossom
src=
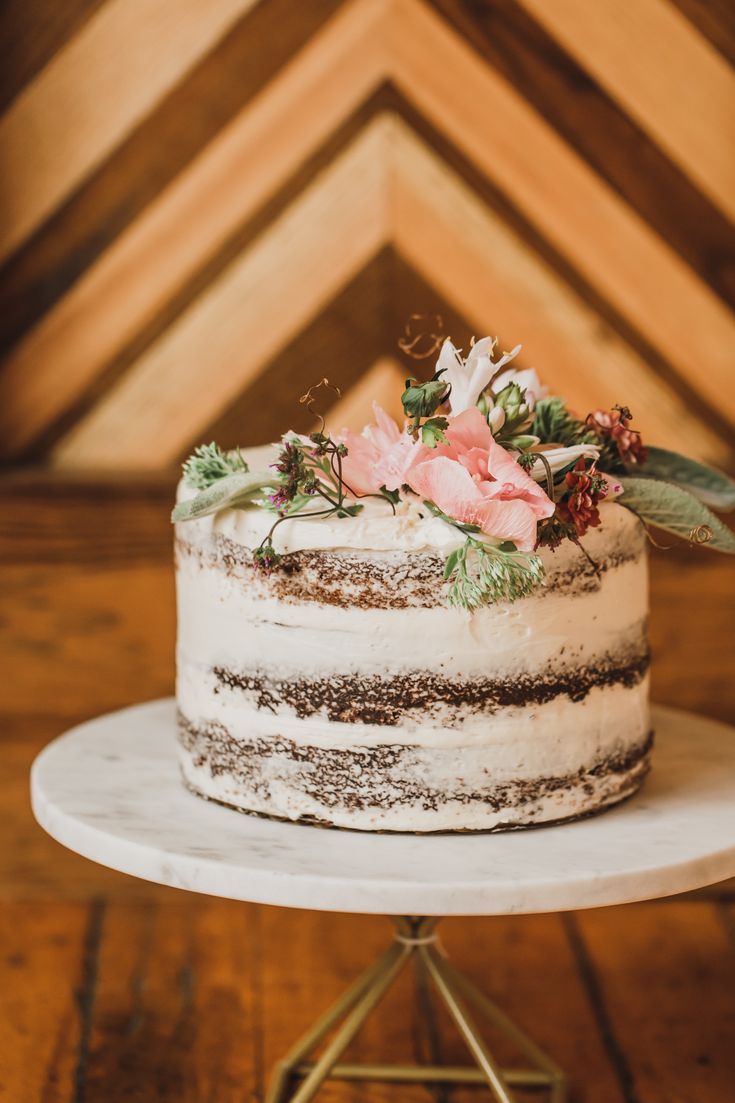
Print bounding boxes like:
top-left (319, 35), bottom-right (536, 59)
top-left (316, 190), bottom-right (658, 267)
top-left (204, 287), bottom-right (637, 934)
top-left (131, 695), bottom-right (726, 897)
top-left (404, 408), bottom-right (555, 552)
top-left (338, 404), bottom-right (417, 495)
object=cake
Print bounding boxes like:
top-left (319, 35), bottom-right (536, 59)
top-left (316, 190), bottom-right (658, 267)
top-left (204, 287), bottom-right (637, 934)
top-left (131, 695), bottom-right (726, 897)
top-left (172, 330), bottom-right (734, 832)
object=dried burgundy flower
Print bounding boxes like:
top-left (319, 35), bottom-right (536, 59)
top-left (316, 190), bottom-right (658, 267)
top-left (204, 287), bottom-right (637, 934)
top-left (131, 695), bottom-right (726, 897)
top-left (556, 459), bottom-right (609, 538)
top-left (585, 405), bottom-right (647, 465)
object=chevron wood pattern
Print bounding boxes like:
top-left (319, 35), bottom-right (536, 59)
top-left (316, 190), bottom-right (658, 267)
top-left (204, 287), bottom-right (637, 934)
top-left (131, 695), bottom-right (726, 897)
top-left (0, 0), bottom-right (733, 471)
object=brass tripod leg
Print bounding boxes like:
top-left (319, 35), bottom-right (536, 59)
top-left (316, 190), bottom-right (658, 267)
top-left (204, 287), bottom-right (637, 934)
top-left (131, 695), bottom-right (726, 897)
top-left (442, 958), bottom-right (567, 1103)
top-left (264, 916), bottom-right (567, 1102)
top-left (266, 940), bottom-right (411, 1103)
top-left (420, 945), bottom-right (517, 1103)
top-left (263, 941), bottom-right (407, 1103)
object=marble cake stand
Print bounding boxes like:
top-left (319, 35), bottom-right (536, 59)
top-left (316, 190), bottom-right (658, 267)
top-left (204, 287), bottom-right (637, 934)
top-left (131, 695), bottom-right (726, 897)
top-left (31, 700), bottom-right (735, 1103)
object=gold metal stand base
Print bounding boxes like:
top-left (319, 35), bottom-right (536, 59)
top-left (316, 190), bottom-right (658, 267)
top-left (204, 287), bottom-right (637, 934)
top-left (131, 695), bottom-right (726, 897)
top-left (265, 917), bottom-right (567, 1103)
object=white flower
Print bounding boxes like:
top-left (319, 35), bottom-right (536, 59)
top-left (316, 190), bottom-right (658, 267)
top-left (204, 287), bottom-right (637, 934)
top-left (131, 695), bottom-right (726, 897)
top-left (526, 444), bottom-right (600, 481)
top-left (439, 337), bottom-right (522, 414)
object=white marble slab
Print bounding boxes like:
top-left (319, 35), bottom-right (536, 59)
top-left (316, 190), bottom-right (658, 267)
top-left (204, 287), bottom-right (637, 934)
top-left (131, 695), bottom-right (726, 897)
top-left (30, 699), bottom-right (735, 916)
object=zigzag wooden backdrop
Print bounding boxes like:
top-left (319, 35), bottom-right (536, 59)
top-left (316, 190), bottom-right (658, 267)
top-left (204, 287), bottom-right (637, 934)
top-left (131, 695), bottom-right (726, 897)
top-left (0, 0), bottom-right (733, 471)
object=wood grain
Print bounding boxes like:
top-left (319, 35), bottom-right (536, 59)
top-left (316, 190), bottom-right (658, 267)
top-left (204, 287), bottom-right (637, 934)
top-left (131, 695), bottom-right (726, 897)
top-left (671, 0), bottom-right (735, 66)
top-left (0, 0), bottom-right (345, 357)
top-left (0, 900), bottom-right (90, 1101)
top-left (0, 0), bottom-right (385, 458)
top-left (0, 0), bottom-right (260, 262)
top-left (82, 899), bottom-right (259, 1102)
top-left (442, 915), bottom-right (627, 1101)
top-left (391, 119), bottom-right (732, 464)
top-left (434, 0), bottom-right (735, 310)
top-left (0, 0), bottom-right (106, 112)
top-left (394, 0), bottom-right (735, 429)
top-left (575, 902), bottom-right (735, 1101)
top-left (43, 113), bottom-right (735, 468)
top-left (2, 898), bottom-right (734, 1102)
top-left (519, 0), bottom-right (735, 222)
top-left (51, 119), bottom-right (391, 468)
top-left (2, 0), bottom-right (733, 473)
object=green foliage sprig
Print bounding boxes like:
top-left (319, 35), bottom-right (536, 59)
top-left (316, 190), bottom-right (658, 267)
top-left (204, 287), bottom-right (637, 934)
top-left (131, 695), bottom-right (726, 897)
top-left (531, 398), bottom-right (597, 449)
top-left (444, 536), bottom-right (545, 611)
top-left (182, 442), bottom-right (248, 489)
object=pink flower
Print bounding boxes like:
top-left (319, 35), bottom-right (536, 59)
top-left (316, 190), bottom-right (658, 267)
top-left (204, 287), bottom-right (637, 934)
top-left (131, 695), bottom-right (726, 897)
top-left (338, 404), bottom-right (417, 495)
top-left (404, 408), bottom-right (555, 552)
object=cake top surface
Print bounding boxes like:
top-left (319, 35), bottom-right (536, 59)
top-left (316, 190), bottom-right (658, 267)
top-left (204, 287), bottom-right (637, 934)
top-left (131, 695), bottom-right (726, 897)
top-left (176, 444), bottom-right (638, 560)
top-left (173, 325), bottom-right (735, 610)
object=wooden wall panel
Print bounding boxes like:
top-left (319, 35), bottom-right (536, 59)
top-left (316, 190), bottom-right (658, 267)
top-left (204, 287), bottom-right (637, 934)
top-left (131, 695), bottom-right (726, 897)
top-left (0, 0), bottom-right (732, 471)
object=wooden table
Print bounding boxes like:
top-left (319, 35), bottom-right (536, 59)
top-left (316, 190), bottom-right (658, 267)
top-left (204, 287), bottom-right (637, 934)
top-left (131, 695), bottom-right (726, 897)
top-left (2, 471), bottom-right (735, 1102)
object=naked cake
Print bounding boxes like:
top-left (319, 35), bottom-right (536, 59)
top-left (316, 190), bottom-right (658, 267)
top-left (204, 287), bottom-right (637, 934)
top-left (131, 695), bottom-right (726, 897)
top-left (173, 330), bottom-right (735, 832)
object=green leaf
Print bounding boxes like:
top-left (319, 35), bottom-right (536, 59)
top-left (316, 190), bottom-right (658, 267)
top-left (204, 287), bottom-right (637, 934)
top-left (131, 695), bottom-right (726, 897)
top-left (443, 547), bottom-right (462, 579)
top-left (171, 472), bottom-right (276, 523)
top-left (636, 447), bottom-right (735, 512)
top-left (421, 416), bottom-right (449, 448)
top-left (618, 477), bottom-right (735, 554)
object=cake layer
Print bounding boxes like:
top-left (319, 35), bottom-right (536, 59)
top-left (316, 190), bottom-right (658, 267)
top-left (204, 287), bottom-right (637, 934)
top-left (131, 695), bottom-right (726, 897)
top-left (177, 679), bottom-right (652, 832)
top-left (174, 494), bottom-right (650, 832)
top-left (175, 521), bottom-right (647, 683)
top-left (177, 638), bottom-right (649, 731)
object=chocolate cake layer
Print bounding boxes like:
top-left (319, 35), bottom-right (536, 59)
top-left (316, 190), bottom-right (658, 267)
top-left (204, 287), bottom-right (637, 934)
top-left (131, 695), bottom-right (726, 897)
top-left (178, 710), bottom-right (653, 821)
top-left (211, 643), bottom-right (650, 726)
top-left (176, 530), bottom-right (643, 608)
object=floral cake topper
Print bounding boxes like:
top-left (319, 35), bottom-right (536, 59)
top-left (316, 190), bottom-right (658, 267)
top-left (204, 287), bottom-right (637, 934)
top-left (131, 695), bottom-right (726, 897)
top-left (174, 327), bottom-right (735, 611)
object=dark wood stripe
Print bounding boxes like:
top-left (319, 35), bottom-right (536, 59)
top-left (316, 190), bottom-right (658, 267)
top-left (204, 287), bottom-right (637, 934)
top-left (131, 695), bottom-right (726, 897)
top-left (0, 469), bottom-right (175, 564)
top-left (717, 903), bottom-right (735, 950)
top-left (669, 0), bottom-right (735, 67)
top-left (433, 0), bottom-right (735, 310)
top-left (0, 0), bottom-right (107, 113)
top-left (562, 914), bottom-right (641, 1103)
top-left (0, 0), bottom-right (343, 355)
top-left (71, 898), bottom-right (105, 1103)
top-left (1, 83), bottom-right (398, 464)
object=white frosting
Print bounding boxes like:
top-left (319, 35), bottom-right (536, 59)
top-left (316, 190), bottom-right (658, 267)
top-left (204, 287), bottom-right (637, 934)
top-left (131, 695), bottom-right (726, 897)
top-left (174, 452), bottom-right (650, 832)
top-left (175, 551), bottom-right (646, 679)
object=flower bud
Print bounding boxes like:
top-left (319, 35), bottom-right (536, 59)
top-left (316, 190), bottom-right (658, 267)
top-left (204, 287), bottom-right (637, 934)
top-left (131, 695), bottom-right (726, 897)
top-left (401, 377), bottom-right (450, 419)
top-left (487, 405), bottom-right (506, 434)
top-left (494, 382), bottom-right (532, 433)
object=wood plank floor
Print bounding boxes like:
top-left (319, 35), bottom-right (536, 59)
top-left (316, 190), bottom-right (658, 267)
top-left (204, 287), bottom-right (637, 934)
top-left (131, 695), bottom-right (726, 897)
top-left (1, 471), bottom-right (734, 1102)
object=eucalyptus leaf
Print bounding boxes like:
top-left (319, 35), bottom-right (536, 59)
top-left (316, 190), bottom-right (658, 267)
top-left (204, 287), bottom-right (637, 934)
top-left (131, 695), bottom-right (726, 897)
top-left (443, 547), bottom-right (462, 579)
top-left (618, 477), bottom-right (735, 554)
top-left (171, 472), bottom-right (276, 523)
top-left (636, 447), bottom-right (735, 511)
